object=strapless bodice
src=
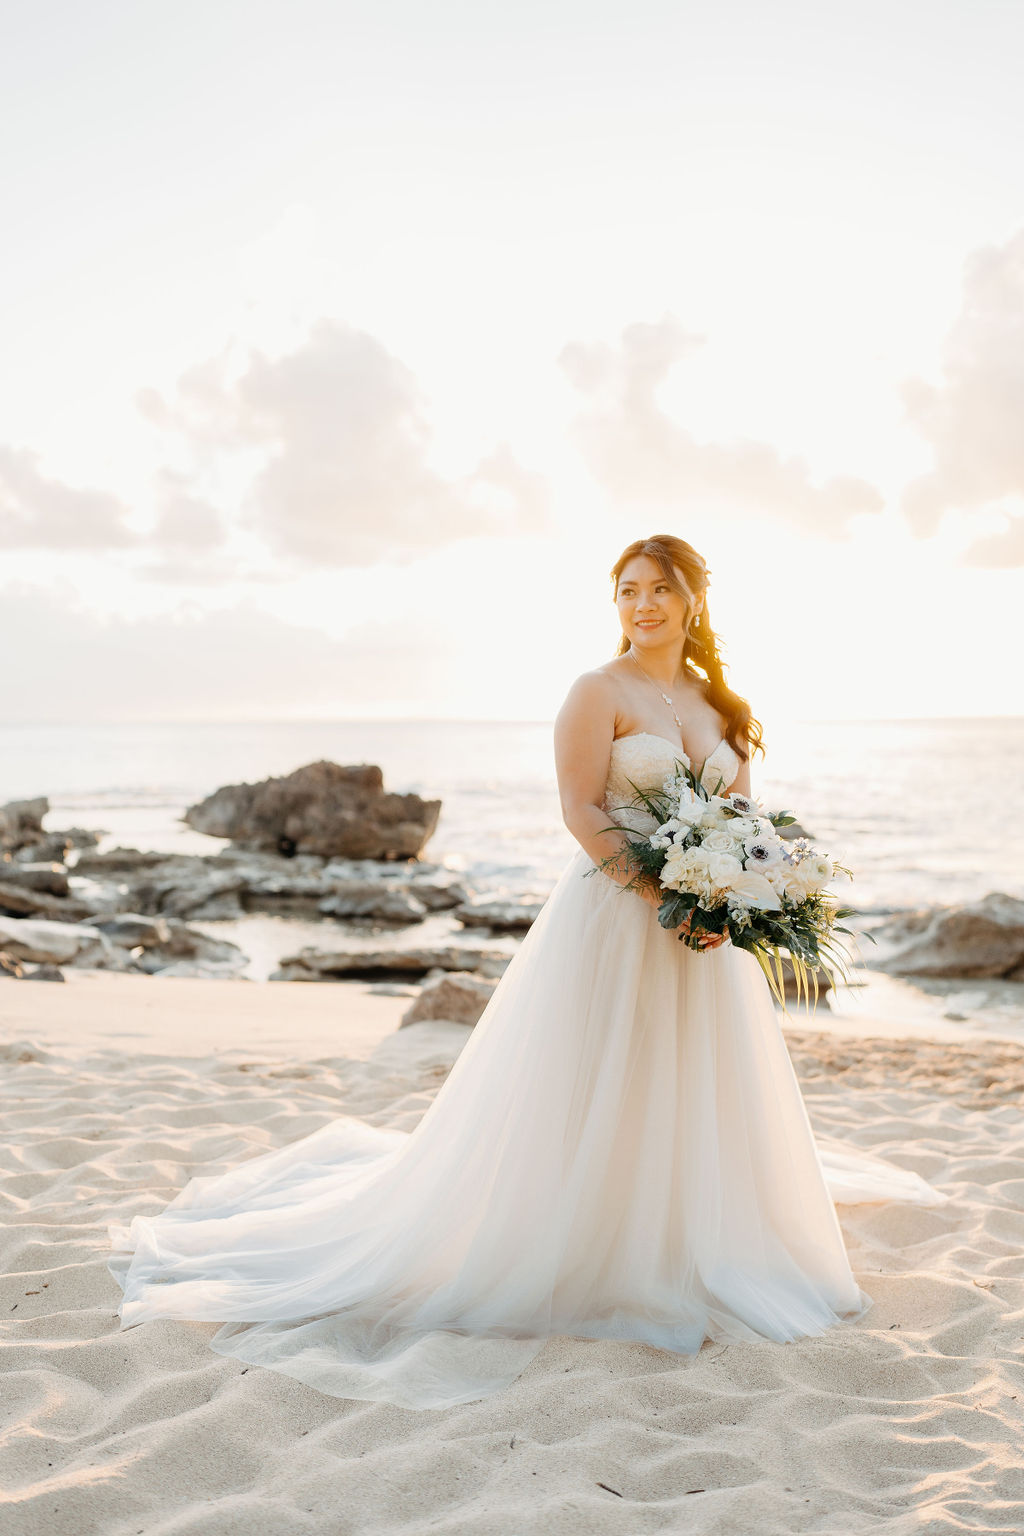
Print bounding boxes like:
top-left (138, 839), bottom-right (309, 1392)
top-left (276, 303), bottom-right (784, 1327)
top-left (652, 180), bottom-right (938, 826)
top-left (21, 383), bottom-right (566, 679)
top-left (603, 732), bottom-right (740, 833)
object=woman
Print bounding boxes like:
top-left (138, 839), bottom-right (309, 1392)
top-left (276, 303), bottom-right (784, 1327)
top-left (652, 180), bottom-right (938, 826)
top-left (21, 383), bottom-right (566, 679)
top-left (109, 534), bottom-right (945, 1410)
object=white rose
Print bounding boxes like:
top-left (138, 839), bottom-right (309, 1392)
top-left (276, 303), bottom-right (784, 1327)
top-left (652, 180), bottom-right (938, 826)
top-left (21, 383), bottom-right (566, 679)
top-left (706, 851), bottom-right (743, 884)
top-left (701, 829), bottom-right (738, 854)
top-left (797, 854), bottom-right (833, 891)
top-left (729, 817), bottom-right (758, 840)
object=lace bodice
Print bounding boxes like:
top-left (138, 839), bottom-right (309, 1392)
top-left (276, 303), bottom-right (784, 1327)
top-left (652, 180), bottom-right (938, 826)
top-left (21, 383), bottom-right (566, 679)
top-left (603, 732), bottom-right (741, 833)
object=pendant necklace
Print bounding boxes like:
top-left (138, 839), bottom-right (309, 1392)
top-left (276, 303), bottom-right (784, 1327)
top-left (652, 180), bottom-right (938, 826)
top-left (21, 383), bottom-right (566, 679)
top-left (627, 646), bottom-right (685, 737)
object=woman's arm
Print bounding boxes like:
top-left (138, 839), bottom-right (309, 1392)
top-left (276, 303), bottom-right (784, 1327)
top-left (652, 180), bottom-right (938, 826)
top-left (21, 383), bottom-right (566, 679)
top-left (553, 672), bottom-right (661, 905)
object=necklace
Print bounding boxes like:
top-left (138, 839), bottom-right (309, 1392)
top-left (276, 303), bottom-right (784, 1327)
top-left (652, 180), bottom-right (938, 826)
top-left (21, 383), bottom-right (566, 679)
top-left (627, 646), bottom-right (684, 735)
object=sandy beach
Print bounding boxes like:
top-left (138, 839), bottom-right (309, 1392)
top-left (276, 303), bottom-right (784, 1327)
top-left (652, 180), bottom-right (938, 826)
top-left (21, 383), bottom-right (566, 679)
top-left (0, 976), bottom-right (1021, 1535)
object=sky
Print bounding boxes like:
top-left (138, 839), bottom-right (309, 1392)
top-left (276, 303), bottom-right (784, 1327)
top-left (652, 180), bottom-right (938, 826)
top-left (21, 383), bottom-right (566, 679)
top-left (1, 0), bottom-right (1022, 725)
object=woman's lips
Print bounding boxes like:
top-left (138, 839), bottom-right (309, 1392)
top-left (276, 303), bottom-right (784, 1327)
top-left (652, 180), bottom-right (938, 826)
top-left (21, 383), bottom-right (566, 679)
top-left (635, 619), bottom-right (664, 629)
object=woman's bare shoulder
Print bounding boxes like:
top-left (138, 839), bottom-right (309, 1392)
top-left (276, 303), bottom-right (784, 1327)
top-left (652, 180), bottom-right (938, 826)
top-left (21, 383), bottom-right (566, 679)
top-left (558, 663), bottom-right (625, 711)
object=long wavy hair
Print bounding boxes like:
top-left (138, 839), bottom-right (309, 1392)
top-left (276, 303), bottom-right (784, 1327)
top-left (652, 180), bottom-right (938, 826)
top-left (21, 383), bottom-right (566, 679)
top-left (611, 534), bottom-right (764, 764)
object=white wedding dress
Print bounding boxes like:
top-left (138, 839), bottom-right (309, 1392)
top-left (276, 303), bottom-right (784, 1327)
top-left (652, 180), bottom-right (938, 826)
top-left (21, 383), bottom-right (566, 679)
top-left (109, 733), bottom-right (946, 1409)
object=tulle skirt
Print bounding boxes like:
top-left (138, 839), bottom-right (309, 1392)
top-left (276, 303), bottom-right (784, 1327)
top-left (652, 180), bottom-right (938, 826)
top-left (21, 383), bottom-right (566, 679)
top-left (109, 847), bottom-right (947, 1409)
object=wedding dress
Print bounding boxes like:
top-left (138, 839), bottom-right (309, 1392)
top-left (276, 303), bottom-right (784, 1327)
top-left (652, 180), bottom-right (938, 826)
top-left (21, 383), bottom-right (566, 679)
top-left (109, 733), bottom-right (946, 1409)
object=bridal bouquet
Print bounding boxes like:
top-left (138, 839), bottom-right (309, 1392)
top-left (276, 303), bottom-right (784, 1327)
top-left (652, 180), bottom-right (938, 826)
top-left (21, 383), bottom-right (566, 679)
top-left (595, 756), bottom-right (857, 1010)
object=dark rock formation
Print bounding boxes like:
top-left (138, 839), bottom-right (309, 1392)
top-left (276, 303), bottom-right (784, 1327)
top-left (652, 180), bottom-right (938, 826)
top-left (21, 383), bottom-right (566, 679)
top-left (272, 944), bottom-right (511, 982)
top-left (866, 892), bottom-right (1024, 980)
top-left (184, 760), bottom-right (440, 860)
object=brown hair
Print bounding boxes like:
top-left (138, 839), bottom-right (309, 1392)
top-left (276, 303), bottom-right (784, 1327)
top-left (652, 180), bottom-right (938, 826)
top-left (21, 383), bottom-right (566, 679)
top-left (610, 534), bottom-right (764, 764)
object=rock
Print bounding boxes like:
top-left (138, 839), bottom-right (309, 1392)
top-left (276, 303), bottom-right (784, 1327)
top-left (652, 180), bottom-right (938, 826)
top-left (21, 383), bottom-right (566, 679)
top-left (321, 859), bottom-right (468, 911)
top-left (95, 913), bottom-right (173, 948)
top-left (0, 880), bottom-right (96, 922)
top-left (867, 892), bottom-right (1024, 979)
top-left (12, 833), bottom-right (72, 865)
top-left (159, 871), bottom-right (247, 919)
top-left (318, 883), bottom-right (428, 923)
top-left (455, 898), bottom-right (544, 933)
top-left (0, 916), bottom-right (101, 965)
top-left (73, 847), bottom-right (176, 875)
top-left (0, 952), bottom-right (25, 978)
top-left (777, 821), bottom-right (813, 841)
top-left (69, 932), bottom-right (140, 972)
top-left (184, 760), bottom-right (441, 860)
top-left (0, 861), bottom-right (70, 896)
top-left (25, 963), bottom-right (65, 983)
top-left (131, 920), bottom-right (248, 977)
top-left (54, 826), bottom-right (102, 849)
top-left (186, 893), bottom-right (246, 921)
top-left (0, 797), bottom-right (48, 851)
top-left (400, 971), bottom-right (498, 1028)
top-left (272, 944), bottom-right (512, 982)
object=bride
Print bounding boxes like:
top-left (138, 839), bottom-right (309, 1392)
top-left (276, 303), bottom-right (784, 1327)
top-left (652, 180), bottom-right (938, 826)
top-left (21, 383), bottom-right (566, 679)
top-left (109, 533), bottom-right (945, 1410)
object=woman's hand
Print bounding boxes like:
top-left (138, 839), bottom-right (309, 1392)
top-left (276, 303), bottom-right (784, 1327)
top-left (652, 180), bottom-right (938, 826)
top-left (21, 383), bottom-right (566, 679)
top-left (680, 913), bottom-right (727, 951)
top-left (635, 881), bottom-right (726, 950)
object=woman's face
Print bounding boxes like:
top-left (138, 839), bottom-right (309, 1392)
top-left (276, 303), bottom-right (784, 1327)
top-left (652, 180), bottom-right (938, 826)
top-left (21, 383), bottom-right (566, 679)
top-left (615, 554), bottom-right (699, 647)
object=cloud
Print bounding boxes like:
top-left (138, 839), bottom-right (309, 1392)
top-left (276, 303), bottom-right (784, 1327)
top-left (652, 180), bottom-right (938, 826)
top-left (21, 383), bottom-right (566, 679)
top-left (559, 315), bottom-right (883, 536)
top-left (901, 228), bottom-right (1024, 561)
top-left (0, 446), bottom-right (136, 550)
top-left (0, 584), bottom-right (458, 722)
top-left (134, 469), bottom-right (236, 586)
top-left (959, 515), bottom-right (1024, 568)
top-left (139, 320), bottom-right (550, 567)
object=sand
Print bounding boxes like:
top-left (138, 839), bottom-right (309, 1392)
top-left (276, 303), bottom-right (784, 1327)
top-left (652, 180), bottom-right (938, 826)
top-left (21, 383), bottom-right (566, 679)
top-left (2, 975), bottom-right (1023, 1535)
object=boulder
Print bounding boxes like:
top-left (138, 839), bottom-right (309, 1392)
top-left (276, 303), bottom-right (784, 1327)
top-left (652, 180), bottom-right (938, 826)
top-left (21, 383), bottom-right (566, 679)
top-left (25, 963), bottom-right (65, 983)
top-left (95, 913), bottom-right (173, 948)
top-left (73, 847), bottom-right (178, 875)
top-left (400, 971), bottom-right (498, 1028)
top-left (0, 861), bottom-right (70, 896)
top-left (0, 797), bottom-right (48, 852)
top-left (272, 944), bottom-right (511, 982)
top-left (455, 898), bottom-right (544, 933)
top-left (131, 920), bottom-right (248, 977)
top-left (0, 881), bottom-right (96, 922)
top-left (184, 760), bottom-right (441, 860)
top-left (867, 892), bottom-right (1024, 980)
top-left (318, 884), bottom-right (428, 924)
top-left (0, 916), bottom-right (100, 965)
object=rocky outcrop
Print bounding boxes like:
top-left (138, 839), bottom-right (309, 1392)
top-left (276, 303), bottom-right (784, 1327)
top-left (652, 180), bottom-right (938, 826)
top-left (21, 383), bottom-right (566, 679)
top-left (0, 880), bottom-right (95, 922)
top-left (318, 883), bottom-right (429, 923)
top-left (0, 916), bottom-right (103, 965)
top-left (184, 760), bottom-right (441, 860)
top-left (455, 897), bottom-right (544, 933)
top-left (0, 911), bottom-right (246, 977)
top-left (130, 921), bottom-right (247, 977)
top-left (0, 798), bottom-right (100, 861)
top-left (866, 892), bottom-right (1024, 980)
top-left (0, 861), bottom-right (70, 897)
top-left (0, 797), bottom-right (47, 852)
top-left (400, 971), bottom-right (498, 1028)
top-left (272, 944), bottom-right (512, 982)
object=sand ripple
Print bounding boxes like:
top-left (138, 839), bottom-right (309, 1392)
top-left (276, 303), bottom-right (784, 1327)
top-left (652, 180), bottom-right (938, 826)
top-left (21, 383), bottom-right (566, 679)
top-left (2, 1025), bottom-right (1023, 1535)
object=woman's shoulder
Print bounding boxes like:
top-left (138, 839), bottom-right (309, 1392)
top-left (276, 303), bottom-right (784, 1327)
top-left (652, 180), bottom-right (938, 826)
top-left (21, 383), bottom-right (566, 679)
top-left (555, 665), bottom-right (627, 735)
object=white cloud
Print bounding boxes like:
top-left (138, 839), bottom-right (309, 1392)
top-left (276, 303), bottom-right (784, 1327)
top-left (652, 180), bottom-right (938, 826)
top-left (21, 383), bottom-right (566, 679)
top-left (0, 584), bottom-right (458, 722)
top-left (901, 227), bottom-right (1024, 562)
top-left (559, 315), bottom-right (883, 536)
top-left (0, 445), bottom-right (136, 550)
top-left (138, 320), bottom-right (551, 567)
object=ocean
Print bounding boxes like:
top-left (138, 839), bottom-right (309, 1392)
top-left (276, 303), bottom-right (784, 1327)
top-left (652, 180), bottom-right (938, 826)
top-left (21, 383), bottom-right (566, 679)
top-left (2, 715), bottom-right (1020, 911)
top-left (2, 716), bottom-right (1022, 1039)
